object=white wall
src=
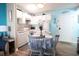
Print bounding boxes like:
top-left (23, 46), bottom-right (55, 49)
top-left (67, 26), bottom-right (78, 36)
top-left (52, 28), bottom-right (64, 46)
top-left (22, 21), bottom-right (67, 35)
top-left (57, 10), bottom-right (79, 44)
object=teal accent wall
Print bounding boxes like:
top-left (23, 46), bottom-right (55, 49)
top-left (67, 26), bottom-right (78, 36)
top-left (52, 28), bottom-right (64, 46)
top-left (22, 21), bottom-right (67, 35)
top-left (49, 15), bottom-right (58, 38)
top-left (49, 9), bottom-right (65, 38)
top-left (0, 3), bottom-right (7, 25)
top-left (0, 3), bottom-right (7, 35)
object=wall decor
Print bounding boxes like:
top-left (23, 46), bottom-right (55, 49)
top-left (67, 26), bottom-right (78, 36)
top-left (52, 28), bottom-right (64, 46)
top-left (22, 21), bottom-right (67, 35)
top-left (54, 18), bottom-right (56, 24)
top-left (78, 15), bottom-right (79, 23)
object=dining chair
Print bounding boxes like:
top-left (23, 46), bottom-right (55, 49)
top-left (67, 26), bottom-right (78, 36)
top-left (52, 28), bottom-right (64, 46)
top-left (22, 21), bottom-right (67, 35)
top-left (53, 35), bottom-right (60, 56)
top-left (29, 36), bottom-right (43, 56)
top-left (42, 38), bottom-right (53, 56)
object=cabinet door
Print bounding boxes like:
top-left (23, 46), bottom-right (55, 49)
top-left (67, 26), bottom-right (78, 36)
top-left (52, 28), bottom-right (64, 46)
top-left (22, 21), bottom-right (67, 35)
top-left (17, 32), bottom-right (25, 47)
top-left (57, 12), bottom-right (75, 43)
top-left (17, 28), bottom-right (29, 47)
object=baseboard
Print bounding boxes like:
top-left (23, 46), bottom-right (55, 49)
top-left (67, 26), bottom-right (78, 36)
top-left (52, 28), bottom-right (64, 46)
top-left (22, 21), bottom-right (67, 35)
top-left (59, 41), bottom-right (77, 48)
top-left (59, 41), bottom-right (72, 44)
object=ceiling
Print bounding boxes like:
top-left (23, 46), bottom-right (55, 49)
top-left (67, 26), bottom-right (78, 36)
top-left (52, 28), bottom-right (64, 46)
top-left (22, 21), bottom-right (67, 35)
top-left (16, 3), bottom-right (79, 14)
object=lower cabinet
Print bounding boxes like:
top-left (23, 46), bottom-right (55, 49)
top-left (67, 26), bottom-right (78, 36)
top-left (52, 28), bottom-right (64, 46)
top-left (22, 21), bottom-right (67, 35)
top-left (17, 28), bottom-right (29, 47)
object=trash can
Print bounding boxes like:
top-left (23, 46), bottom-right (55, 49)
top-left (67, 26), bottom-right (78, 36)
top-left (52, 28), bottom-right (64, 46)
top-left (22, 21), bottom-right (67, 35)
top-left (77, 37), bottom-right (79, 54)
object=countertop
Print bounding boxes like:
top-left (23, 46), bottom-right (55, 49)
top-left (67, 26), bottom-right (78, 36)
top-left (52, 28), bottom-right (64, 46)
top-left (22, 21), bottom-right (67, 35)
top-left (29, 30), bottom-right (52, 39)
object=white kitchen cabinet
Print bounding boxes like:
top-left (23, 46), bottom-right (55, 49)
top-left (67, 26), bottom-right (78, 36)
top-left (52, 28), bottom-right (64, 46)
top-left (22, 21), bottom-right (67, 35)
top-left (17, 28), bottom-right (29, 47)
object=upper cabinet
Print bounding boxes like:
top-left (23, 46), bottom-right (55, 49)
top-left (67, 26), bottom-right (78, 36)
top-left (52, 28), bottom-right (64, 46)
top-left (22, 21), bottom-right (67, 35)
top-left (16, 9), bottom-right (31, 25)
top-left (16, 9), bottom-right (23, 24)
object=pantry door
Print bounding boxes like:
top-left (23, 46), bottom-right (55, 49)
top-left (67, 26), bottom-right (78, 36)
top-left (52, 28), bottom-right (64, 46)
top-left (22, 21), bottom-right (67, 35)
top-left (57, 12), bottom-right (75, 43)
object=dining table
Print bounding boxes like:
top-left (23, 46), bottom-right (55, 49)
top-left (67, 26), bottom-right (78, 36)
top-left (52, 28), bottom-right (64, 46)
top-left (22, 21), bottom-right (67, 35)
top-left (28, 34), bottom-right (53, 55)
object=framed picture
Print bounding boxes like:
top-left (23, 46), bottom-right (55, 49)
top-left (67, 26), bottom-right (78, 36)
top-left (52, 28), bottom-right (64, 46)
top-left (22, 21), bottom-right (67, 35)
top-left (54, 18), bottom-right (56, 24)
top-left (78, 15), bottom-right (79, 23)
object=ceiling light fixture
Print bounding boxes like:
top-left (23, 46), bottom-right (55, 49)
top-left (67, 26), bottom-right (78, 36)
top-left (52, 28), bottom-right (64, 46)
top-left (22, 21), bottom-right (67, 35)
top-left (37, 4), bottom-right (44, 8)
top-left (26, 4), bottom-right (38, 12)
top-left (26, 4), bottom-right (44, 13)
